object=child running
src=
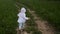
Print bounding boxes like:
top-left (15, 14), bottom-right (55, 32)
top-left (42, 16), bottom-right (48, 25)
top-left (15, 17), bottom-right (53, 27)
top-left (17, 7), bottom-right (29, 30)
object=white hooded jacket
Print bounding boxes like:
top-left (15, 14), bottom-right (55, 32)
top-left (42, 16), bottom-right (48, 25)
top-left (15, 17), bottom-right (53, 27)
top-left (17, 7), bottom-right (28, 23)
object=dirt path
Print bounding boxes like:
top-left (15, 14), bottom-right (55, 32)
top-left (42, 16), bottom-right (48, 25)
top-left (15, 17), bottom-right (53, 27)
top-left (28, 9), bottom-right (55, 34)
top-left (16, 28), bottom-right (28, 34)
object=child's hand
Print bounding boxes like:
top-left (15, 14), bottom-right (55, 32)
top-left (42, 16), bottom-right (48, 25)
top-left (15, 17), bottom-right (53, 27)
top-left (26, 17), bottom-right (30, 20)
top-left (28, 18), bottom-right (30, 20)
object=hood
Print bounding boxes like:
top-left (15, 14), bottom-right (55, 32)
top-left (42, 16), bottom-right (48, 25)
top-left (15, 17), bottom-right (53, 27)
top-left (20, 7), bottom-right (26, 13)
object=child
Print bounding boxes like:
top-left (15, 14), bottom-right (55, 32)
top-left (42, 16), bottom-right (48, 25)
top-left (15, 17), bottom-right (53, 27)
top-left (17, 7), bottom-right (29, 30)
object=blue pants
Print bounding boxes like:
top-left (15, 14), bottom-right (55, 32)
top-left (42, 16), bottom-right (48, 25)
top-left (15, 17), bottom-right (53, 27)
top-left (19, 23), bottom-right (25, 30)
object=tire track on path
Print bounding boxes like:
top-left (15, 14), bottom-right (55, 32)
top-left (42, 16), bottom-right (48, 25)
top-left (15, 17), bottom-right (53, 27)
top-left (28, 9), bottom-right (55, 34)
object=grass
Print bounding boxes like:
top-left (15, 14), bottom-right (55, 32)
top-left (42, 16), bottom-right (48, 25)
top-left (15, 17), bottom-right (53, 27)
top-left (0, 0), bottom-right (18, 34)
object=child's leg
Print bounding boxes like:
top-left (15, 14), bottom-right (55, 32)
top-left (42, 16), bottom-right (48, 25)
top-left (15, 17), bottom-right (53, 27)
top-left (19, 23), bottom-right (22, 30)
top-left (21, 23), bottom-right (25, 30)
top-left (19, 22), bottom-right (25, 30)
top-left (23, 23), bottom-right (25, 29)
top-left (20, 23), bottom-right (25, 32)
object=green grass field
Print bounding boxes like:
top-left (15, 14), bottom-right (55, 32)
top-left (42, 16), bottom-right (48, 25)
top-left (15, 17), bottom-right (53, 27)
top-left (0, 0), bottom-right (60, 34)
top-left (0, 0), bottom-right (18, 34)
